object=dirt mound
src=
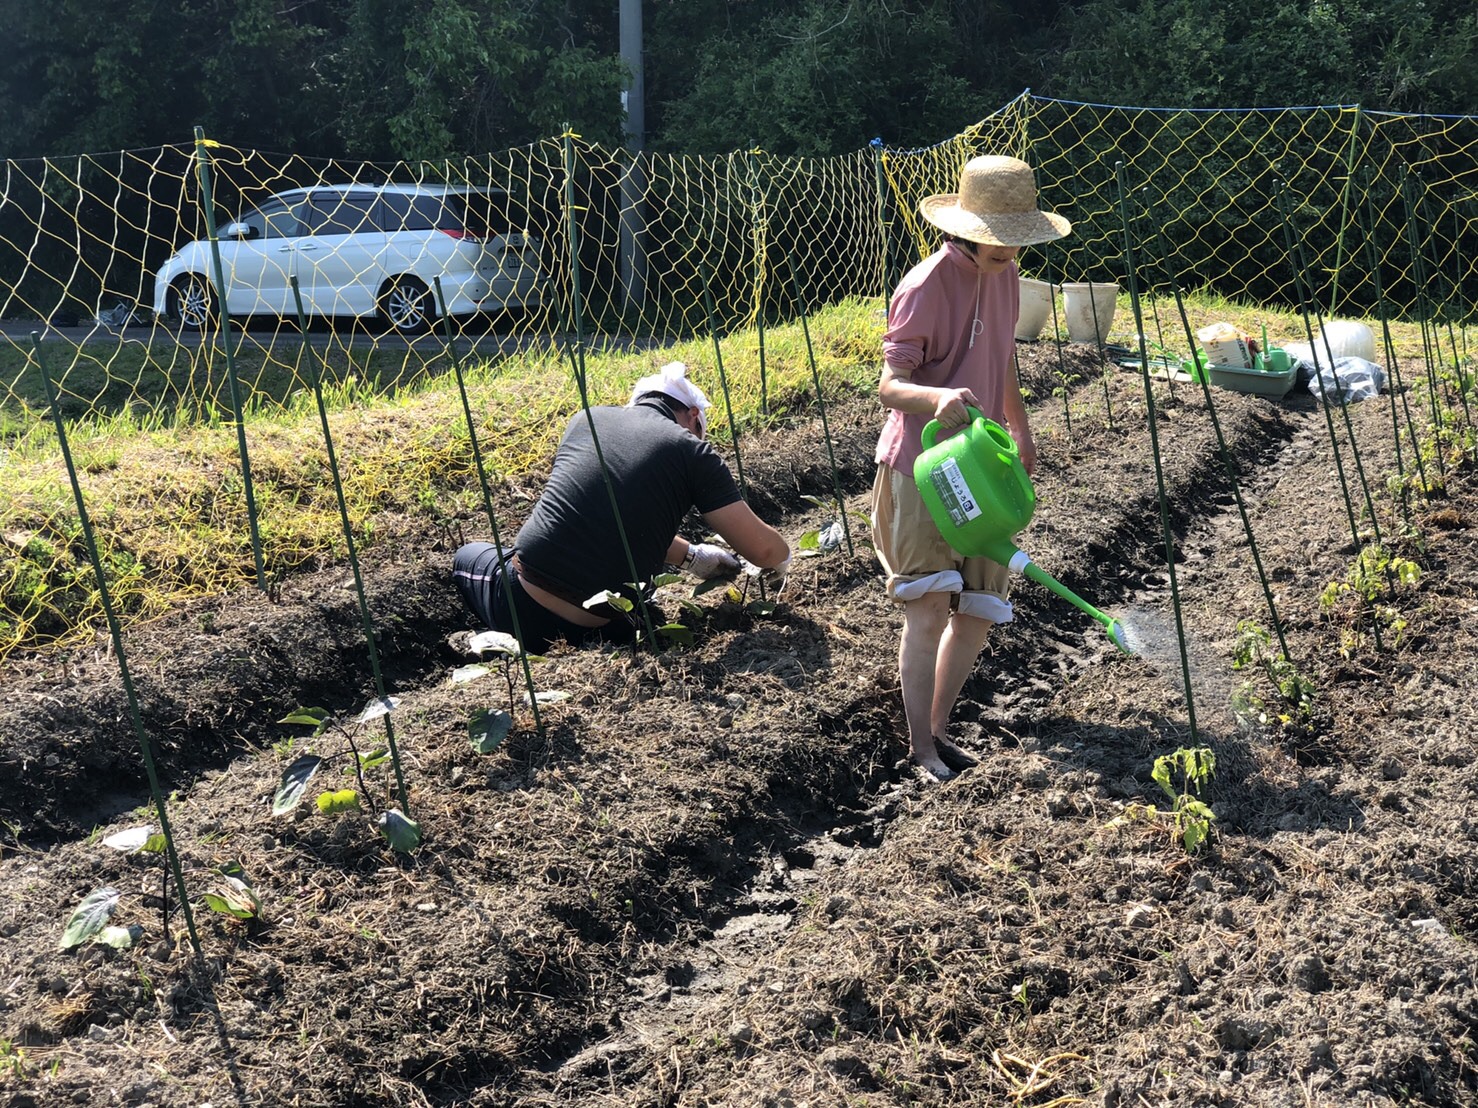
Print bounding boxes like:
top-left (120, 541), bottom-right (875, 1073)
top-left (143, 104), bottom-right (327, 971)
top-left (2, 343), bottom-right (1475, 1107)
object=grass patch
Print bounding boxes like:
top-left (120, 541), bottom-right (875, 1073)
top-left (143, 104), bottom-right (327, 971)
top-left (1, 289), bottom-right (1466, 663)
top-left (0, 298), bottom-right (887, 660)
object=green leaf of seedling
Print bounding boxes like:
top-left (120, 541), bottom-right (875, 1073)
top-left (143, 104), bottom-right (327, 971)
top-left (315, 789), bottom-right (360, 815)
top-left (1151, 755), bottom-right (1174, 802)
top-left (470, 708), bottom-right (513, 754)
top-left (469, 630), bottom-right (521, 657)
top-left (101, 825), bottom-right (154, 852)
top-left (678, 599), bottom-right (705, 620)
top-left (356, 696), bottom-right (400, 724)
top-left (280, 706), bottom-right (331, 738)
top-left (451, 663), bottom-right (490, 685)
top-left (651, 572), bottom-right (682, 588)
top-left (272, 754), bottom-right (323, 815)
top-left (142, 833), bottom-right (167, 854)
top-left (377, 810), bottom-right (422, 853)
top-left (657, 622), bottom-right (694, 646)
top-left (203, 877), bottom-right (261, 920)
top-left (60, 888), bottom-right (120, 950)
top-left (357, 746), bottom-right (391, 770)
top-left (798, 530), bottom-right (821, 551)
top-left (95, 924), bottom-right (143, 950)
top-left (746, 600), bottom-right (779, 617)
top-left (523, 690), bottom-right (571, 706)
top-left (691, 577), bottom-right (730, 597)
top-left (800, 494), bottom-right (829, 509)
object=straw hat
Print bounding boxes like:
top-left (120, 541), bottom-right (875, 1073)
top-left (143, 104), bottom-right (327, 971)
top-left (919, 156), bottom-right (1071, 247)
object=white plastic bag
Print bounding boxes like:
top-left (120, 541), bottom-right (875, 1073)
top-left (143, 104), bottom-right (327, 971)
top-left (1305, 355), bottom-right (1386, 405)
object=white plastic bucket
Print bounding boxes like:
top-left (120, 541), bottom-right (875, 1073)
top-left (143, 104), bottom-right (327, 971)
top-left (1061, 282), bottom-right (1118, 343)
top-left (1196, 322), bottom-right (1254, 368)
top-left (1015, 278), bottom-right (1056, 341)
top-left (1317, 320), bottom-right (1376, 363)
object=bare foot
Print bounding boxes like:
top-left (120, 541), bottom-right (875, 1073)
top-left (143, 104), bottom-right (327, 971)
top-left (910, 747), bottom-right (954, 782)
top-left (934, 735), bottom-right (978, 772)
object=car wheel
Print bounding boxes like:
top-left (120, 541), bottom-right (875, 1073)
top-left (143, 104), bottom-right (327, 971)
top-left (168, 274), bottom-right (216, 331)
top-left (378, 276), bottom-right (433, 336)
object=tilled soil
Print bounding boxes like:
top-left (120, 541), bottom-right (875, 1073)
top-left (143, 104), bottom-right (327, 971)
top-left (1, 342), bottom-right (1476, 1108)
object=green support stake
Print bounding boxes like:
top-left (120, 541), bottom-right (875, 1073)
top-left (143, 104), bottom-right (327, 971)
top-left (871, 138), bottom-right (890, 299)
top-left (1400, 168), bottom-right (1449, 476)
top-left (1328, 104), bottom-right (1364, 314)
top-left (289, 280), bottom-right (411, 814)
top-left (1358, 180), bottom-right (1428, 511)
top-left (192, 126), bottom-right (266, 590)
top-left (698, 262), bottom-right (748, 500)
top-left (433, 277), bottom-right (544, 738)
top-left (31, 332), bottom-right (203, 957)
top-left (784, 250), bottom-right (854, 557)
top-left (1113, 163), bottom-right (1199, 744)
top-left (1275, 179), bottom-right (1368, 548)
top-left (544, 275), bottom-right (660, 649)
top-left (747, 147), bottom-right (770, 417)
top-left (1147, 198), bottom-right (1291, 662)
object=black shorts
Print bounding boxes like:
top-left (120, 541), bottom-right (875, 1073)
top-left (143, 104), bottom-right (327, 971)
top-left (451, 542), bottom-right (634, 654)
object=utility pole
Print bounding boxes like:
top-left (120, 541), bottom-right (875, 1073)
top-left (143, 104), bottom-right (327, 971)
top-left (619, 0), bottom-right (647, 313)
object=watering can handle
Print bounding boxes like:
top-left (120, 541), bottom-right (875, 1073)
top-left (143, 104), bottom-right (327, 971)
top-left (919, 405), bottom-right (986, 453)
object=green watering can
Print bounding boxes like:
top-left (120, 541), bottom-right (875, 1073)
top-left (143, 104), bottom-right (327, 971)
top-left (914, 408), bottom-right (1131, 654)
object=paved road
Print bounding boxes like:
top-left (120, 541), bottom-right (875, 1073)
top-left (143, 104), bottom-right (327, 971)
top-left (1, 318), bottom-right (524, 354)
top-left (1, 319), bottom-right (661, 358)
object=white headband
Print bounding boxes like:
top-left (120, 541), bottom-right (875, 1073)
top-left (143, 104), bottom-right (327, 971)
top-left (627, 361), bottom-right (712, 435)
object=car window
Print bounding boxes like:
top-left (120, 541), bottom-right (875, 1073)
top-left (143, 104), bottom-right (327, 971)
top-left (378, 192), bottom-right (448, 233)
top-left (374, 190), bottom-right (516, 238)
top-left (240, 199), bottom-right (302, 239)
top-left (303, 192), bottom-right (379, 235)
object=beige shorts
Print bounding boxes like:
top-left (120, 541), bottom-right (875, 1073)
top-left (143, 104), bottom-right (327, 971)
top-left (870, 463), bottom-right (1013, 623)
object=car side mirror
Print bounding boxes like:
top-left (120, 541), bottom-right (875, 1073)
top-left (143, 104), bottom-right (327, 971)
top-left (222, 221), bottom-right (258, 241)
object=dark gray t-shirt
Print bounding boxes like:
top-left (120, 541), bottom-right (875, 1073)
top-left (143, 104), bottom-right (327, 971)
top-left (514, 401), bottom-right (743, 601)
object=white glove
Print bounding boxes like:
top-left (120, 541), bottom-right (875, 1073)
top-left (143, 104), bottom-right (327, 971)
top-left (742, 555), bottom-right (791, 594)
top-left (681, 542), bottom-right (740, 580)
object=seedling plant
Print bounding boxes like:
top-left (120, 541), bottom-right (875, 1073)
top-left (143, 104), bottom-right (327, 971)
top-left (57, 830), bottom-right (265, 955)
top-left (454, 630), bottom-right (565, 753)
top-left (271, 699), bottom-right (422, 853)
top-left (1111, 747), bottom-right (1218, 854)
top-left (1318, 545), bottom-right (1422, 657)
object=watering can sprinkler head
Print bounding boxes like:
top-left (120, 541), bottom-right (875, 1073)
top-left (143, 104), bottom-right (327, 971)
top-left (913, 409), bottom-right (1134, 655)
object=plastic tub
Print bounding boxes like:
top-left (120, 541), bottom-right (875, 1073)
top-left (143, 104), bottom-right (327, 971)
top-left (1061, 282), bottom-right (1118, 343)
top-left (1015, 278), bottom-right (1056, 341)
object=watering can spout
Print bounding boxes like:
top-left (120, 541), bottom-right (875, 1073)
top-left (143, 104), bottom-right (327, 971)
top-left (1013, 555), bottom-right (1134, 655)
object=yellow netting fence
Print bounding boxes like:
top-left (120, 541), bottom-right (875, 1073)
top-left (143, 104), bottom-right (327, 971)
top-left (3, 92), bottom-right (1477, 659)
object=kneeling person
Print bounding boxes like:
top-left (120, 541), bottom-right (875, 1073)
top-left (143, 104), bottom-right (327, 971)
top-left (453, 362), bottom-right (790, 653)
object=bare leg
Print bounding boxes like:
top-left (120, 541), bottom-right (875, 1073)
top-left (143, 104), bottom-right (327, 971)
top-left (929, 612), bottom-right (993, 738)
top-left (899, 592), bottom-right (952, 779)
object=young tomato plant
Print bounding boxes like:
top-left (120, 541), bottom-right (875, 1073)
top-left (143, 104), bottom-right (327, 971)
top-left (1110, 747), bottom-right (1218, 854)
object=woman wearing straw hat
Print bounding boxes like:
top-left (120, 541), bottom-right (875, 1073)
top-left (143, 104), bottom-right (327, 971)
top-left (871, 155), bottom-right (1071, 781)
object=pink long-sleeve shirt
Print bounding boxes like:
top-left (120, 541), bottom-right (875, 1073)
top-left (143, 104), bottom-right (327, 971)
top-left (874, 242), bottom-right (1020, 473)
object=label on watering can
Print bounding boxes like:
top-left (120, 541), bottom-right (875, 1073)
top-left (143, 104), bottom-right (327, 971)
top-left (929, 459), bottom-right (983, 527)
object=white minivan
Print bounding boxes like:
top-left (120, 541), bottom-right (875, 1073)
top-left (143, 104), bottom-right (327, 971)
top-left (153, 183), bottom-right (543, 334)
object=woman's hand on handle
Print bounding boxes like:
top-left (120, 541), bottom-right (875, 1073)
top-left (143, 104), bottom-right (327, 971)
top-left (931, 388), bottom-right (979, 429)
